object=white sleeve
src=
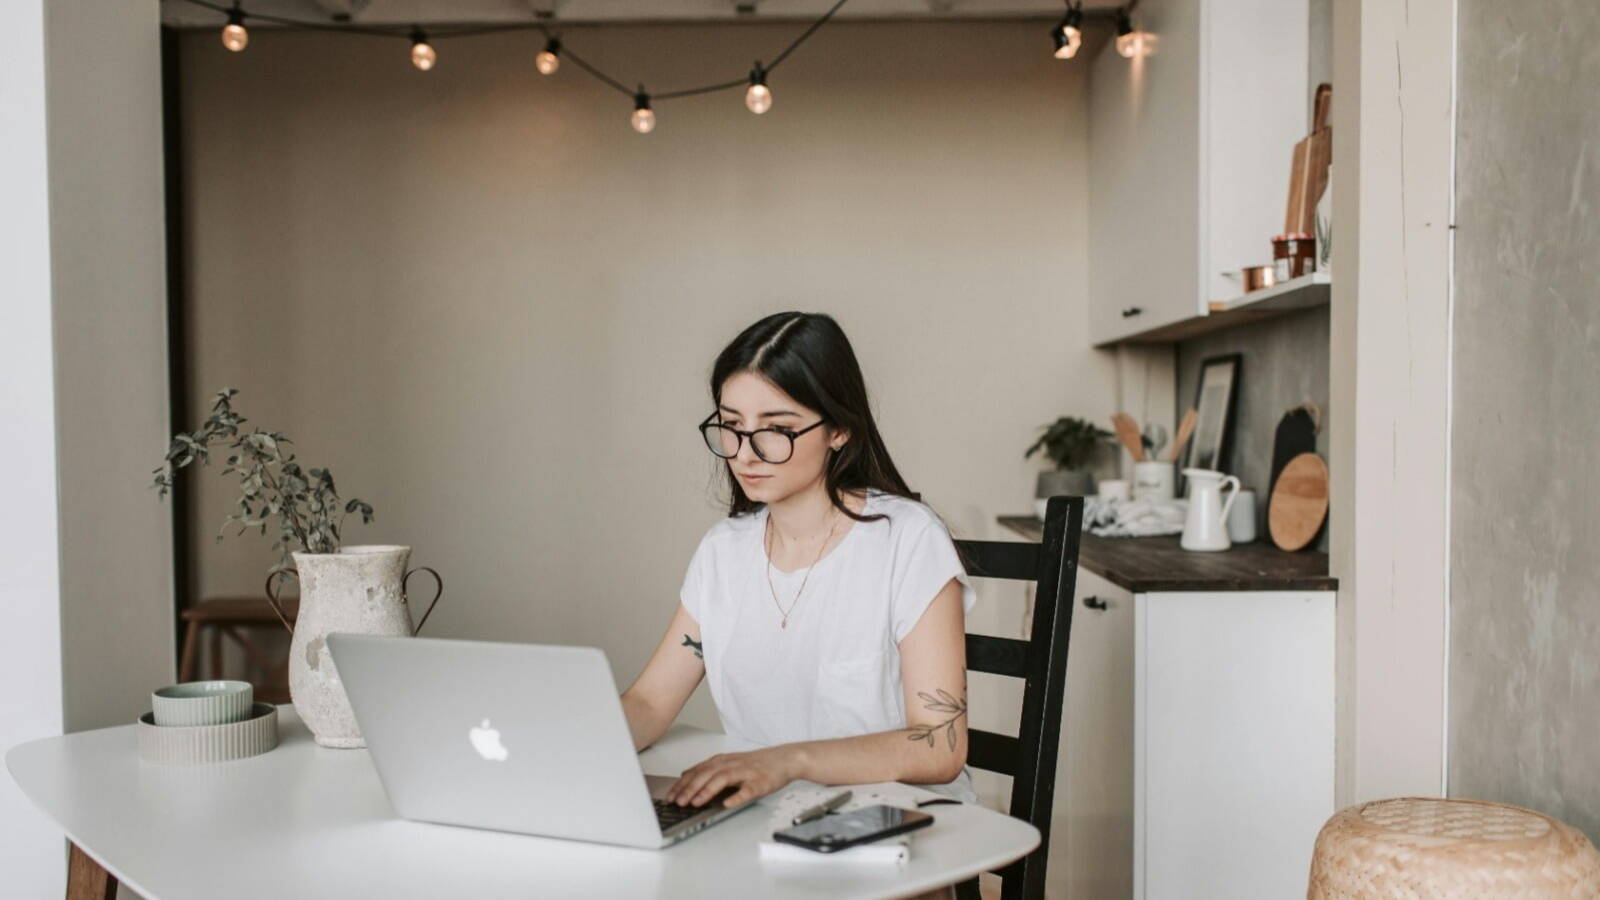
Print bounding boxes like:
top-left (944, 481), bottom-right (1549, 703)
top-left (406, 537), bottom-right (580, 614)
top-left (891, 516), bottom-right (978, 643)
top-left (679, 532), bottom-right (713, 625)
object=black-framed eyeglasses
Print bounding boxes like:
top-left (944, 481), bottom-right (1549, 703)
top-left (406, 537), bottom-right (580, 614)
top-left (698, 412), bottom-right (826, 464)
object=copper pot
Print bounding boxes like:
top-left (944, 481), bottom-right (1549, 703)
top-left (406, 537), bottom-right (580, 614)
top-left (1241, 264), bottom-right (1278, 293)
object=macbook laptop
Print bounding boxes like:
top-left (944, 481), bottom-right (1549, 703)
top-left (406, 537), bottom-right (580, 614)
top-left (327, 633), bottom-right (751, 849)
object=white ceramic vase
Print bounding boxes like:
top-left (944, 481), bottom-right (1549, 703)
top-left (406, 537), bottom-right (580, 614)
top-left (267, 545), bottom-right (442, 748)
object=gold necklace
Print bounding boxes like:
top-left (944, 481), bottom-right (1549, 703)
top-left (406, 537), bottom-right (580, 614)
top-left (764, 508), bottom-right (839, 630)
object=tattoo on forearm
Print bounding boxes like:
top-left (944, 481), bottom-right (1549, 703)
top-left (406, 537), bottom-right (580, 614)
top-left (908, 689), bottom-right (967, 751)
top-left (681, 635), bottom-right (703, 660)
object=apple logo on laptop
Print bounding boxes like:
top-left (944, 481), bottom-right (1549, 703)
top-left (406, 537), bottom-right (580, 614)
top-left (469, 718), bottom-right (510, 761)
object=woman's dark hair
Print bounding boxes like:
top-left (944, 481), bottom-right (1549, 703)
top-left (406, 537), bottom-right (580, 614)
top-left (710, 312), bottom-right (915, 522)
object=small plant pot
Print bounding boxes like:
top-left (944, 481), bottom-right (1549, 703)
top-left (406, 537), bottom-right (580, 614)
top-left (1036, 469), bottom-right (1094, 512)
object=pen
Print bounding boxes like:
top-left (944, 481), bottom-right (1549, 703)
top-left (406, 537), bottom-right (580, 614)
top-left (792, 789), bottom-right (852, 826)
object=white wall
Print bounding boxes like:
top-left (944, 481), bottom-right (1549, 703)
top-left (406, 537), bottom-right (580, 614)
top-left (179, 20), bottom-right (1110, 740)
top-left (0, 3), bottom-right (66, 893)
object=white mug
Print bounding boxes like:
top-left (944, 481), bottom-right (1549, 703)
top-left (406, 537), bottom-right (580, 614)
top-left (1132, 461), bottom-right (1175, 502)
top-left (1098, 479), bottom-right (1130, 503)
top-left (1227, 489), bottom-right (1257, 544)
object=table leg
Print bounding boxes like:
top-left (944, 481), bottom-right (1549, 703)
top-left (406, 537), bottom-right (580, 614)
top-left (67, 841), bottom-right (117, 900)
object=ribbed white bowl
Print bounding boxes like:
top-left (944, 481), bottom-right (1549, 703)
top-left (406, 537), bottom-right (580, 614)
top-left (137, 703), bottom-right (279, 764)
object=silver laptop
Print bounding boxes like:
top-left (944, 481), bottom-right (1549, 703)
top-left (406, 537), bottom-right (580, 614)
top-left (327, 633), bottom-right (751, 849)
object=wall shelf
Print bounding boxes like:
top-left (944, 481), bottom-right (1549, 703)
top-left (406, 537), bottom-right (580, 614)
top-left (1094, 272), bottom-right (1331, 347)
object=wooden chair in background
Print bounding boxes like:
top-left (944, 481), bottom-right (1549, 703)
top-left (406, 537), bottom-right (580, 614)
top-left (177, 595), bottom-right (298, 703)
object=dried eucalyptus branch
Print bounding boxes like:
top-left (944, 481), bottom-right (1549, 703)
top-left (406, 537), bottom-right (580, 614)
top-left (152, 388), bottom-right (374, 575)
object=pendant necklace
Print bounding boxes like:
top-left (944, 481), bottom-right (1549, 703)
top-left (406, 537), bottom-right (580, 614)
top-left (764, 508), bottom-right (839, 630)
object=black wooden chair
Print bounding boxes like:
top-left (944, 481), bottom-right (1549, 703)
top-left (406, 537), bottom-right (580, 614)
top-left (952, 494), bottom-right (1084, 900)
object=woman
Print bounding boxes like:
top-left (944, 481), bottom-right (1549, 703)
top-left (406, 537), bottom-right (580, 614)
top-left (621, 311), bottom-right (978, 813)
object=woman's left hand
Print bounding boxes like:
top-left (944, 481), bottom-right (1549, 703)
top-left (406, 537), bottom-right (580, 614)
top-left (666, 745), bottom-right (802, 808)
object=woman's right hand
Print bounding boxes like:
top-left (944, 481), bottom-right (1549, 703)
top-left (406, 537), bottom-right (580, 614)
top-left (619, 601), bottom-right (706, 752)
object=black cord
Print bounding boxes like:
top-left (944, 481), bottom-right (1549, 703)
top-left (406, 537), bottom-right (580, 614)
top-left (167, 0), bottom-right (851, 105)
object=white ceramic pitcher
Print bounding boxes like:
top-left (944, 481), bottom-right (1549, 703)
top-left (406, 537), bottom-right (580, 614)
top-left (1181, 469), bottom-right (1241, 552)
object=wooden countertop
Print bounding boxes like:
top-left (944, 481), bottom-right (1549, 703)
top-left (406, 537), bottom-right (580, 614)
top-left (995, 515), bottom-right (1337, 593)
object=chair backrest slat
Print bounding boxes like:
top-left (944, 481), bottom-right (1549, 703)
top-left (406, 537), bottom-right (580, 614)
top-left (953, 495), bottom-right (1084, 900)
top-left (965, 633), bottom-right (1030, 678)
top-left (967, 727), bottom-right (1021, 774)
top-left (956, 539), bottom-right (1042, 580)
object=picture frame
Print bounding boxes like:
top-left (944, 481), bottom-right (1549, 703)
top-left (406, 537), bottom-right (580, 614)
top-left (1184, 353), bottom-right (1242, 477)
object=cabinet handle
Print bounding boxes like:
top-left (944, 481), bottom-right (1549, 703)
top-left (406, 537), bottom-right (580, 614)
top-left (1120, 306), bottom-right (1143, 318)
top-left (1083, 595), bottom-right (1108, 611)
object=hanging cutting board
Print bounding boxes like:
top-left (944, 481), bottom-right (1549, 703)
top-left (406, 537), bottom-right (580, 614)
top-left (1269, 453), bottom-right (1329, 552)
top-left (1268, 405), bottom-right (1320, 499)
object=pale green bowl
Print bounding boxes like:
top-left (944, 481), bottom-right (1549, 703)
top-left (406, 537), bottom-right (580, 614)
top-left (152, 680), bottom-right (253, 727)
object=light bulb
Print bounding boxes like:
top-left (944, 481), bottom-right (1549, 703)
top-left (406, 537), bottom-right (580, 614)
top-left (631, 92), bottom-right (655, 133)
top-left (744, 62), bottom-right (772, 114)
top-left (1052, 8), bottom-right (1082, 60)
top-left (222, 8), bottom-right (248, 52)
top-left (222, 22), bottom-right (249, 52)
top-left (1114, 10), bottom-right (1150, 59)
top-left (536, 38), bottom-right (560, 75)
top-left (410, 30), bottom-right (436, 71)
top-left (745, 84), bottom-right (772, 114)
top-left (1116, 31), bottom-right (1151, 58)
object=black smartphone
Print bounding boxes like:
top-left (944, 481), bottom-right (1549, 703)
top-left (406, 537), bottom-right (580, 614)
top-left (771, 804), bottom-right (935, 853)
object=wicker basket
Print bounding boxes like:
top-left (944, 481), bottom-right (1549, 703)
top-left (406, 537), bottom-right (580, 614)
top-left (1308, 797), bottom-right (1600, 899)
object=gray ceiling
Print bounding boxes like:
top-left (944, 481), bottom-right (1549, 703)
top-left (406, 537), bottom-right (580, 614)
top-left (160, 0), bottom-right (1124, 27)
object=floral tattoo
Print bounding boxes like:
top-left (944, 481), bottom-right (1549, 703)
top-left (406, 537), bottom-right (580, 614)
top-left (908, 689), bottom-right (967, 751)
top-left (681, 635), bottom-right (703, 660)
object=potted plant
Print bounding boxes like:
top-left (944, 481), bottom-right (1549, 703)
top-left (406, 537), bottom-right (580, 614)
top-left (1025, 416), bottom-right (1111, 517)
top-left (152, 389), bottom-right (441, 748)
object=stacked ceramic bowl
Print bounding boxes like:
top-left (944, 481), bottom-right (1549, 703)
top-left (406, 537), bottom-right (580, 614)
top-left (137, 680), bottom-right (279, 764)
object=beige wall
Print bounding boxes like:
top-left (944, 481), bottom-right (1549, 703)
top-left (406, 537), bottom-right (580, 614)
top-left (179, 20), bottom-right (1108, 730)
top-left (47, 0), bottom-right (176, 733)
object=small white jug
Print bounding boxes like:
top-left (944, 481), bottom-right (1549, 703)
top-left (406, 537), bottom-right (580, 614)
top-left (1181, 468), bottom-right (1241, 552)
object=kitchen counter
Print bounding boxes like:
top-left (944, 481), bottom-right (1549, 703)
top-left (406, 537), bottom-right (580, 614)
top-left (995, 515), bottom-right (1337, 593)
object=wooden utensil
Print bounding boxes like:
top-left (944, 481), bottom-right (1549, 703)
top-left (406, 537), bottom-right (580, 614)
top-left (1268, 452), bottom-right (1329, 551)
top-left (1285, 84), bottom-right (1333, 235)
top-left (1111, 413), bottom-right (1146, 462)
top-left (1167, 408), bottom-right (1198, 463)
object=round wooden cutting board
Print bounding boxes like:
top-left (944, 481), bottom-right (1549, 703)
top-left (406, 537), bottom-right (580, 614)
top-left (1268, 452), bottom-right (1329, 551)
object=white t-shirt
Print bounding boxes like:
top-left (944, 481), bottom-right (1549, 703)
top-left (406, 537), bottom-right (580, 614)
top-left (679, 489), bottom-right (979, 802)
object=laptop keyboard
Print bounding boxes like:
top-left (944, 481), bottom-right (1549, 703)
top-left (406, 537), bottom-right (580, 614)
top-left (654, 786), bottom-right (739, 829)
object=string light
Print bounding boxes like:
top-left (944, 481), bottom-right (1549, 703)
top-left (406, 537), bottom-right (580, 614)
top-left (410, 27), bottom-right (437, 71)
top-left (1051, 4), bottom-right (1082, 60)
top-left (176, 0), bottom-right (851, 129)
top-left (535, 37), bottom-right (561, 75)
top-left (745, 62), bottom-right (772, 115)
top-left (221, 2), bottom-right (249, 52)
top-left (1115, 8), bottom-right (1151, 59)
top-left (631, 90), bottom-right (656, 133)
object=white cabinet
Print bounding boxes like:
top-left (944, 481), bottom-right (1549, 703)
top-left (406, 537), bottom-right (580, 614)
top-left (1052, 568), bottom-right (1135, 900)
top-left (1088, 0), bottom-right (1310, 345)
top-left (1134, 590), bottom-right (1336, 899)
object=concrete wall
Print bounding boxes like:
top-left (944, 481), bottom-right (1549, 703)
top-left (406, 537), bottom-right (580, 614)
top-left (1448, 0), bottom-right (1600, 840)
top-left (177, 21), bottom-right (1110, 737)
top-left (1176, 307), bottom-right (1330, 540)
